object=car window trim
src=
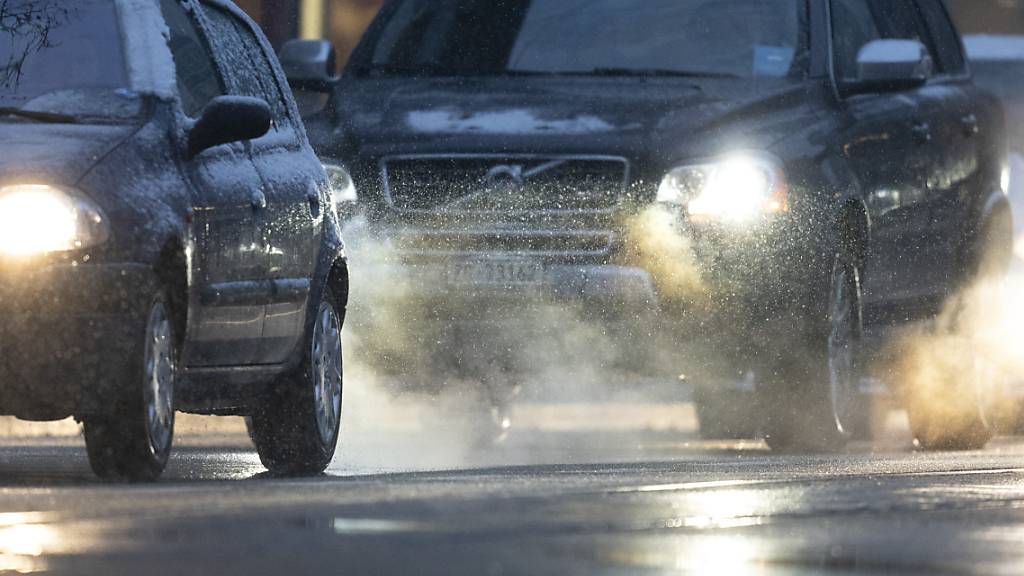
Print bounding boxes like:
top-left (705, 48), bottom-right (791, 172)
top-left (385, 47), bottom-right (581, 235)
top-left (197, 0), bottom-right (302, 150)
top-left (162, 0), bottom-right (229, 119)
top-left (910, 0), bottom-right (972, 83)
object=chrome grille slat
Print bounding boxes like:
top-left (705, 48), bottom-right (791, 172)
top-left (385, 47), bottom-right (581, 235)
top-left (381, 154), bottom-right (629, 214)
top-left (380, 154), bottom-right (628, 258)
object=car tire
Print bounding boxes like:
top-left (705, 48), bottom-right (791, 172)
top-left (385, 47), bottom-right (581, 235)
top-left (83, 291), bottom-right (177, 481)
top-left (905, 339), bottom-right (995, 451)
top-left (763, 252), bottom-right (866, 452)
top-left (905, 211), bottom-right (1010, 451)
top-left (248, 287), bottom-right (343, 475)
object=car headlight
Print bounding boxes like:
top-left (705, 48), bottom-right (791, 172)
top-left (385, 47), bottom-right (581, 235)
top-left (324, 162), bottom-right (357, 205)
top-left (657, 155), bottom-right (788, 224)
top-left (0, 185), bottom-right (110, 256)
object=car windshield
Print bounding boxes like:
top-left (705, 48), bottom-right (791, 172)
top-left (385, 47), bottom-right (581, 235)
top-left (358, 0), bottom-right (807, 79)
top-left (0, 0), bottom-right (139, 122)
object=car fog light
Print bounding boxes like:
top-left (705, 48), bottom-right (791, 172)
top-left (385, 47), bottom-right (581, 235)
top-left (0, 185), bottom-right (109, 256)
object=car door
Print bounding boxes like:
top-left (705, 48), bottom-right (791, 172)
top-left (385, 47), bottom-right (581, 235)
top-left (829, 0), bottom-right (945, 306)
top-left (912, 0), bottom-right (985, 294)
top-left (162, 0), bottom-right (268, 367)
top-left (199, 3), bottom-right (323, 364)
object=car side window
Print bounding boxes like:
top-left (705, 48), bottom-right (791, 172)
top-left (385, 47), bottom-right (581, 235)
top-left (160, 0), bottom-right (224, 117)
top-left (914, 0), bottom-right (966, 76)
top-left (830, 0), bottom-right (932, 83)
top-left (199, 4), bottom-right (296, 134)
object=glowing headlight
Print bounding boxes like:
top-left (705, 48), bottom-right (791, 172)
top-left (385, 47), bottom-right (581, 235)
top-left (324, 162), bottom-right (357, 204)
top-left (0, 185), bottom-right (109, 256)
top-left (657, 155), bottom-right (788, 224)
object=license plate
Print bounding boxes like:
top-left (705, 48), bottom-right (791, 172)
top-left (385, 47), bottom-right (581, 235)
top-left (445, 259), bottom-right (547, 286)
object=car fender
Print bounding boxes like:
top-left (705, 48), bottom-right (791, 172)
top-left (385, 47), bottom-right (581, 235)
top-left (279, 206), bottom-right (349, 376)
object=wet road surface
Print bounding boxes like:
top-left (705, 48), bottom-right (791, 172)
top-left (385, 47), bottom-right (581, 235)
top-left (2, 403), bottom-right (1024, 575)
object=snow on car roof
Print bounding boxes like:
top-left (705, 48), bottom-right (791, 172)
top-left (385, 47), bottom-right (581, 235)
top-left (963, 34), bottom-right (1024, 61)
top-left (114, 0), bottom-right (176, 98)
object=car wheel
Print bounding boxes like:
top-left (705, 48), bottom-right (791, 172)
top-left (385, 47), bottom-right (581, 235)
top-left (249, 287), bottom-right (343, 475)
top-left (827, 254), bottom-right (869, 440)
top-left (83, 292), bottom-right (177, 481)
top-left (906, 338), bottom-right (995, 451)
top-left (764, 253), bottom-right (864, 452)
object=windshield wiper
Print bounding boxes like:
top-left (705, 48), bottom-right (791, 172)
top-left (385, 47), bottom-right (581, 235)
top-left (0, 107), bottom-right (79, 124)
top-left (355, 64), bottom-right (562, 78)
top-left (580, 68), bottom-right (743, 79)
top-left (353, 63), bottom-right (468, 77)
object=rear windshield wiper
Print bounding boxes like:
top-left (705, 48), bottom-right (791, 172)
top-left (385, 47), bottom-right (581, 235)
top-left (0, 107), bottom-right (79, 124)
top-left (579, 68), bottom-right (743, 79)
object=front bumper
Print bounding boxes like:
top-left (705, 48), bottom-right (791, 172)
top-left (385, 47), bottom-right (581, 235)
top-left (357, 259), bottom-right (658, 311)
top-left (0, 259), bottom-right (154, 420)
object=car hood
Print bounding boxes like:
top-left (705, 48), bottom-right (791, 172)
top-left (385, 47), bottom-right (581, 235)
top-left (0, 123), bottom-right (137, 186)
top-left (326, 76), bottom-right (816, 165)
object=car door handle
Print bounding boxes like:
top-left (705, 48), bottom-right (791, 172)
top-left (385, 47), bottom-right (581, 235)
top-left (251, 190), bottom-right (267, 211)
top-left (960, 114), bottom-right (979, 137)
top-left (911, 122), bottom-right (931, 144)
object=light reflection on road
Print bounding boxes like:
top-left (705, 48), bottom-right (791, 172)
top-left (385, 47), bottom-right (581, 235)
top-left (0, 516), bottom-right (56, 574)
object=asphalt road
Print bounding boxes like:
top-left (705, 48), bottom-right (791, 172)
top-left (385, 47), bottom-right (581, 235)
top-left (2, 400), bottom-right (1024, 576)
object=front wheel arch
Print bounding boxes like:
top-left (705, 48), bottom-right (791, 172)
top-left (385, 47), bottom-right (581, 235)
top-left (153, 238), bottom-right (189, 351)
top-left (325, 257), bottom-right (349, 326)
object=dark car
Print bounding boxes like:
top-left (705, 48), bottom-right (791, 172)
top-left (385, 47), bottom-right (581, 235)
top-left (0, 0), bottom-right (349, 480)
top-left (287, 0), bottom-right (1010, 451)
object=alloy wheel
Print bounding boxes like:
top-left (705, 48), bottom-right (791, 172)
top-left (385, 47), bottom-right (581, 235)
top-left (312, 300), bottom-right (343, 446)
top-left (143, 300), bottom-right (175, 457)
top-left (828, 257), bottom-right (862, 437)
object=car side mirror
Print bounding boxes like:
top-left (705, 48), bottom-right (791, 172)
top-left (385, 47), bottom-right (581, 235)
top-left (841, 39), bottom-right (932, 97)
top-left (280, 39), bottom-right (338, 93)
top-left (188, 96), bottom-right (271, 158)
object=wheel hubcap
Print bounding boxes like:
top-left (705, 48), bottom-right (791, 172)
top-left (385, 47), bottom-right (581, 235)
top-left (828, 259), bottom-right (860, 436)
top-left (312, 301), bottom-right (343, 445)
top-left (144, 301), bottom-right (175, 455)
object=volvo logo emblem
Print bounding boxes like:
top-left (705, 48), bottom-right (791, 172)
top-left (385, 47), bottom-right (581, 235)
top-left (440, 158), bottom-right (569, 210)
top-left (483, 164), bottom-right (525, 192)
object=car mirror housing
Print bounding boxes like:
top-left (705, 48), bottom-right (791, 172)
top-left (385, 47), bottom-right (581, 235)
top-left (840, 39), bottom-right (932, 97)
top-left (187, 96), bottom-right (272, 158)
top-left (279, 39), bottom-right (338, 93)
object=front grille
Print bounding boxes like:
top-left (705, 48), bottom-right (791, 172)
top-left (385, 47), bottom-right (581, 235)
top-left (381, 154), bottom-right (629, 213)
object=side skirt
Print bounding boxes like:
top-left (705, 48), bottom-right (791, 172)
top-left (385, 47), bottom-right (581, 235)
top-left (176, 364), bottom-right (286, 415)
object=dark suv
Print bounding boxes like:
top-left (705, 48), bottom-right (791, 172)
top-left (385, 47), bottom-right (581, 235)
top-left (0, 0), bottom-right (348, 479)
top-left (287, 0), bottom-right (1009, 450)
